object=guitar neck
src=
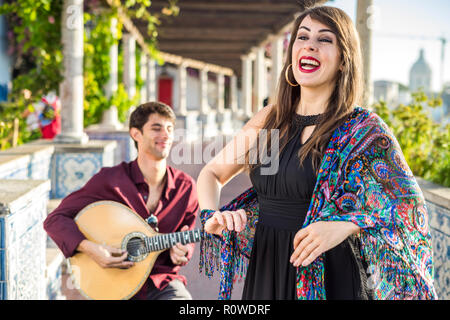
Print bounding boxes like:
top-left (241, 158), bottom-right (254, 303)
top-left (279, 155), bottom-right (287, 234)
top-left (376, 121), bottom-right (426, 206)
top-left (144, 229), bottom-right (202, 252)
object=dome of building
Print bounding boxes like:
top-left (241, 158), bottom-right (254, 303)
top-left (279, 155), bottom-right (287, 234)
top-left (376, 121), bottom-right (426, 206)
top-left (409, 49), bottom-right (432, 93)
top-left (410, 49), bottom-right (432, 74)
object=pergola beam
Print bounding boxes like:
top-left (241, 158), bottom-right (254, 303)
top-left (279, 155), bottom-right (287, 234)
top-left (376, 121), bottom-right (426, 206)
top-left (106, 0), bottom-right (234, 76)
top-left (157, 27), bottom-right (272, 40)
top-left (149, 1), bottom-right (301, 13)
top-left (158, 41), bottom-right (251, 52)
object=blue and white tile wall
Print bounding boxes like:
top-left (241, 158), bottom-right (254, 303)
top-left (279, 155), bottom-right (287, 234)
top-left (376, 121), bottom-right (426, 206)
top-left (85, 131), bottom-right (137, 166)
top-left (0, 145), bottom-right (54, 181)
top-left (45, 248), bottom-right (64, 300)
top-left (426, 200), bottom-right (449, 299)
top-left (49, 141), bottom-right (116, 199)
top-left (51, 151), bottom-right (110, 199)
top-left (27, 149), bottom-right (53, 180)
top-left (0, 155), bottom-right (30, 180)
top-left (0, 180), bottom-right (51, 300)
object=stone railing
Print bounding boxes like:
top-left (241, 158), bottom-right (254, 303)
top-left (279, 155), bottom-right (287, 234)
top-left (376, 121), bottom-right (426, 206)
top-left (0, 179), bottom-right (51, 299)
top-left (416, 178), bottom-right (449, 300)
top-left (0, 139), bottom-right (116, 300)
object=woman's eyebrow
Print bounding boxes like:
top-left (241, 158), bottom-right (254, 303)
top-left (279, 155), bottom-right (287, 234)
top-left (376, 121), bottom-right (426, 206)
top-left (319, 29), bottom-right (335, 34)
top-left (298, 26), bottom-right (335, 34)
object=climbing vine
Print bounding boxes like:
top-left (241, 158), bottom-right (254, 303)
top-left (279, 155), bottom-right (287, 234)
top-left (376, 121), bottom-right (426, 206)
top-left (0, 0), bottom-right (178, 142)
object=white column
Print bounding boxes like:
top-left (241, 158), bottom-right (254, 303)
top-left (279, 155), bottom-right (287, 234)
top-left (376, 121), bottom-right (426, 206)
top-left (146, 58), bottom-right (156, 101)
top-left (123, 33), bottom-right (136, 99)
top-left (230, 75), bottom-right (238, 113)
top-left (253, 46), bottom-right (267, 111)
top-left (139, 53), bottom-right (147, 104)
top-left (177, 62), bottom-right (187, 115)
top-left (199, 68), bottom-right (209, 114)
top-left (357, 0), bottom-right (373, 106)
top-left (123, 33), bottom-right (136, 125)
top-left (105, 18), bottom-right (118, 99)
top-left (270, 34), bottom-right (284, 103)
top-left (100, 17), bottom-right (122, 130)
top-left (241, 54), bottom-right (253, 118)
top-left (55, 0), bottom-right (88, 144)
top-left (216, 73), bottom-right (225, 114)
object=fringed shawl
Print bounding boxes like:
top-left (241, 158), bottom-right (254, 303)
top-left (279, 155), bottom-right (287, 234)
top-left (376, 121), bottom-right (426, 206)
top-left (199, 107), bottom-right (437, 300)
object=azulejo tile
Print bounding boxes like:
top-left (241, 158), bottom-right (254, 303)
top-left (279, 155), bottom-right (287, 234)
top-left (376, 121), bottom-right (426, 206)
top-left (86, 131), bottom-right (136, 165)
top-left (0, 249), bottom-right (5, 282)
top-left (0, 281), bottom-right (6, 300)
top-left (431, 229), bottom-right (450, 263)
top-left (434, 264), bottom-right (450, 299)
top-left (422, 198), bottom-right (449, 299)
top-left (53, 153), bottom-right (102, 199)
top-left (29, 158), bottom-right (51, 180)
top-left (0, 217), bottom-right (4, 249)
top-left (0, 155), bottom-right (30, 180)
top-left (426, 201), bottom-right (450, 235)
top-left (0, 180), bottom-right (50, 299)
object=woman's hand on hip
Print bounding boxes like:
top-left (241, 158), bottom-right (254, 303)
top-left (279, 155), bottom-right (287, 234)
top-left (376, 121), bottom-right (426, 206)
top-left (290, 221), bottom-right (360, 267)
top-left (204, 209), bottom-right (247, 236)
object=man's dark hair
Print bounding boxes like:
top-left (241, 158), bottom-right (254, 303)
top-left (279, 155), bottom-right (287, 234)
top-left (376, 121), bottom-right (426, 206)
top-left (129, 101), bottom-right (176, 149)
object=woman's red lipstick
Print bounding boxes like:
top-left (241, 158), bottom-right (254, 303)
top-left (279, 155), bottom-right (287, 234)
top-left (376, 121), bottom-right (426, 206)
top-left (299, 56), bottom-right (321, 73)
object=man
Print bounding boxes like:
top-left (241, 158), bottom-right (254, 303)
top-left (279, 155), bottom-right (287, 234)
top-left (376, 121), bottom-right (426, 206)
top-left (44, 102), bottom-right (199, 300)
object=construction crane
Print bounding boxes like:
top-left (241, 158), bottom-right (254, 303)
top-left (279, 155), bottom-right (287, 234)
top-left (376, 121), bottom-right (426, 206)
top-left (375, 33), bottom-right (449, 90)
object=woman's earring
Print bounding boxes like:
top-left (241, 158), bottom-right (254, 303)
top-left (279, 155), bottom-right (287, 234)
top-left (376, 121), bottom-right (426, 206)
top-left (285, 64), bottom-right (299, 87)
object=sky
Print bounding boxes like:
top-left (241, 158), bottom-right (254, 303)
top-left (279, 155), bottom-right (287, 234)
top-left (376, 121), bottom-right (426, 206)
top-left (326, 0), bottom-right (450, 92)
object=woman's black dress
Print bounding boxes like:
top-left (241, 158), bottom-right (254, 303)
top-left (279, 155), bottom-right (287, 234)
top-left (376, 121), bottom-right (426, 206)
top-left (242, 114), bottom-right (362, 300)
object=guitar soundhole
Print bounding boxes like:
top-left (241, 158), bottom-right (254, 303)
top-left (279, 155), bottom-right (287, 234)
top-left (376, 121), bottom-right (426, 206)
top-left (126, 237), bottom-right (146, 258)
top-left (122, 232), bottom-right (149, 262)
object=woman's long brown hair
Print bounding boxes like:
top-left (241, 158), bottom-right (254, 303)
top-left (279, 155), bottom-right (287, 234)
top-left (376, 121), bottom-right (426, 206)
top-left (245, 5), bottom-right (364, 174)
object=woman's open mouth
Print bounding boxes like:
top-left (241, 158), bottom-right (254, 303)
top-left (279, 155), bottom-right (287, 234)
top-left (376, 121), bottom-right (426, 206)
top-left (299, 56), bottom-right (321, 73)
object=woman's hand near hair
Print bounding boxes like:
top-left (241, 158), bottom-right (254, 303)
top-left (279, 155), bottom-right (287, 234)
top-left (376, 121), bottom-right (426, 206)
top-left (204, 209), bottom-right (247, 236)
top-left (290, 221), bottom-right (360, 267)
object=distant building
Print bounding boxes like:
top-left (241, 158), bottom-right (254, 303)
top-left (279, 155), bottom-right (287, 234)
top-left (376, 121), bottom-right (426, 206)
top-left (373, 80), bottom-right (411, 108)
top-left (398, 84), bottom-right (412, 106)
top-left (442, 82), bottom-right (450, 123)
top-left (374, 80), bottom-right (399, 108)
top-left (409, 48), bottom-right (432, 95)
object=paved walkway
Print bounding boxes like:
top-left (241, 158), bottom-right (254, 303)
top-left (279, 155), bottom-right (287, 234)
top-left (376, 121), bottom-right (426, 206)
top-left (61, 139), bottom-right (252, 300)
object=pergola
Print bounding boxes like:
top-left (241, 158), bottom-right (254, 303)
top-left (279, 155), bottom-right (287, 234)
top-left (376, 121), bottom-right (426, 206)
top-left (137, 0), bottom-right (327, 77)
top-left (130, 0), bottom-right (326, 118)
top-left (59, 0), bottom-right (329, 144)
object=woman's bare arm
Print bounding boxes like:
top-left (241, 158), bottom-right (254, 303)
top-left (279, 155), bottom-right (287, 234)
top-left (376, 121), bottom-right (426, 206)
top-left (197, 105), bottom-right (272, 211)
top-left (197, 106), bottom-right (273, 235)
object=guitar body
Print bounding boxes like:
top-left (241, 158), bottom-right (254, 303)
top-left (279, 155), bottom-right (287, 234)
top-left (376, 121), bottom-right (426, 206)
top-left (68, 201), bottom-right (162, 300)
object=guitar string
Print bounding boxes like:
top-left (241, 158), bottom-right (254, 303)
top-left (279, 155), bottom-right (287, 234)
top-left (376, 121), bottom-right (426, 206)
top-left (125, 234), bottom-right (200, 252)
top-left (125, 232), bottom-right (199, 250)
top-left (125, 231), bottom-right (200, 253)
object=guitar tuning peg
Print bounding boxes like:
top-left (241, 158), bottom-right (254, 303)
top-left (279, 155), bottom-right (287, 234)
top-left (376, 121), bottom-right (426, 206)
top-left (146, 214), bottom-right (159, 232)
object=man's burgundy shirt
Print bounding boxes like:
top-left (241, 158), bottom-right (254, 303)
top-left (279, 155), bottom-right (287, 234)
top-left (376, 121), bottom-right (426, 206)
top-left (43, 160), bottom-right (199, 299)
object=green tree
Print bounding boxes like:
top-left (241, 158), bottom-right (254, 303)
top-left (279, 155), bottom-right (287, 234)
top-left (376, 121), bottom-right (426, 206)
top-left (373, 91), bottom-right (450, 187)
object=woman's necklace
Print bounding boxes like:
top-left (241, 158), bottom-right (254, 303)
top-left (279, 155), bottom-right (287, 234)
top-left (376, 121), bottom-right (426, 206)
top-left (293, 113), bottom-right (326, 126)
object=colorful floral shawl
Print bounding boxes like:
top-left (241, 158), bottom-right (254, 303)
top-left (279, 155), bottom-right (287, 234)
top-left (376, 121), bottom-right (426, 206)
top-left (199, 107), bottom-right (437, 300)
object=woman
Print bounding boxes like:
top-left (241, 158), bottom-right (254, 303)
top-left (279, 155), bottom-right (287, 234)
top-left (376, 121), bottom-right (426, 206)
top-left (197, 6), bottom-right (436, 300)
